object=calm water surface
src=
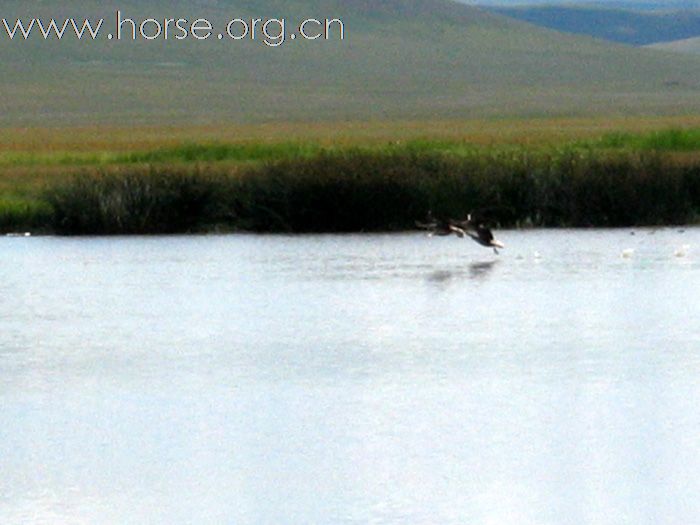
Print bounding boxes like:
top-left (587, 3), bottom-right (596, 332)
top-left (1, 229), bottom-right (699, 524)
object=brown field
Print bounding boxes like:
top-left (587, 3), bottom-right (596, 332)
top-left (4, 115), bottom-right (700, 153)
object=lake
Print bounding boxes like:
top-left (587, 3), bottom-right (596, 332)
top-left (1, 229), bottom-right (699, 524)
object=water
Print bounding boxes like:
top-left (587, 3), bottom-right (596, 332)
top-left (1, 229), bottom-right (699, 524)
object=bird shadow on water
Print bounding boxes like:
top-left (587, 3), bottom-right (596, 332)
top-left (469, 260), bottom-right (500, 279)
top-left (426, 260), bottom-right (500, 288)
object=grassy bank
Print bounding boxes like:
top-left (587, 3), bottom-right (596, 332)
top-left (34, 149), bottom-right (700, 235)
top-left (3, 123), bottom-right (700, 235)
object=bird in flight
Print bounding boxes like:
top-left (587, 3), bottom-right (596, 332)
top-left (417, 211), bottom-right (505, 254)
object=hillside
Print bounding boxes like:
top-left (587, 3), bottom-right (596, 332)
top-left (484, 5), bottom-right (700, 45)
top-left (2, 0), bottom-right (700, 125)
top-left (468, 1), bottom-right (700, 9)
top-left (648, 37), bottom-right (700, 54)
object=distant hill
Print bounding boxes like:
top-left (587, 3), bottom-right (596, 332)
top-left (2, 0), bottom-right (700, 126)
top-left (648, 37), bottom-right (700, 54)
top-left (466, 1), bottom-right (700, 9)
top-left (587, 0), bottom-right (700, 8)
top-left (483, 5), bottom-right (700, 45)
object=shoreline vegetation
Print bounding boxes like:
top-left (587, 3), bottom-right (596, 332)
top-left (2, 124), bottom-right (700, 235)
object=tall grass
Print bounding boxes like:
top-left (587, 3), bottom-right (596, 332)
top-left (0, 142), bottom-right (326, 168)
top-left (117, 142), bottom-right (328, 165)
top-left (40, 149), bottom-right (700, 235)
top-left (0, 197), bottom-right (53, 233)
top-left (46, 168), bottom-right (232, 234)
top-left (597, 128), bottom-right (700, 152)
top-left (0, 140), bottom-right (482, 169)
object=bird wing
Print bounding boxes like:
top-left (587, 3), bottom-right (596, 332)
top-left (449, 225), bottom-right (466, 238)
top-left (449, 218), bottom-right (472, 229)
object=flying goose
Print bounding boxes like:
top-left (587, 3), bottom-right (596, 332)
top-left (451, 213), bottom-right (505, 254)
top-left (417, 211), bottom-right (505, 253)
top-left (466, 222), bottom-right (505, 254)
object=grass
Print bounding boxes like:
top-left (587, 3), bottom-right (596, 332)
top-left (595, 128), bottom-right (700, 152)
top-left (46, 167), bottom-right (230, 234)
top-left (5, 123), bottom-right (700, 169)
top-left (0, 196), bottom-right (52, 233)
top-left (3, 121), bottom-right (700, 235)
top-left (40, 149), bottom-right (700, 235)
top-left (0, 143), bottom-right (325, 168)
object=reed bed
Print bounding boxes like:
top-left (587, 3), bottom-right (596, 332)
top-left (45, 167), bottom-right (232, 235)
top-left (0, 197), bottom-right (52, 233)
top-left (30, 149), bottom-right (699, 235)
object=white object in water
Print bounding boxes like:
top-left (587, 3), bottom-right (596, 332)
top-left (675, 244), bottom-right (691, 258)
top-left (5, 232), bottom-right (31, 237)
top-left (621, 248), bottom-right (635, 258)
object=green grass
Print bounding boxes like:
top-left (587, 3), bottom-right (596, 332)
top-left (0, 143), bottom-right (326, 168)
top-left (4, 126), bottom-right (700, 235)
top-left (0, 140), bottom-right (488, 169)
top-left (4, 126), bottom-right (700, 172)
top-left (39, 149), bottom-right (700, 235)
top-left (119, 142), bottom-right (326, 164)
top-left (595, 128), bottom-right (700, 151)
top-left (46, 167), bottom-right (229, 234)
top-left (0, 196), bottom-right (52, 232)
top-left (8, 125), bottom-right (700, 171)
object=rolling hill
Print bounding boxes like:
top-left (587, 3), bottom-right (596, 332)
top-left (648, 37), bottom-right (700, 54)
top-left (1, 0), bottom-right (700, 126)
top-left (483, 5), bottom-right (700, 46)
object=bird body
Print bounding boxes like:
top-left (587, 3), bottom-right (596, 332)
top-left (462, 213), bottom-right (505, 254)
top-left (416, 211), bottom-right (505, 253)
top-left (466, 227), bottom-right (504, 254)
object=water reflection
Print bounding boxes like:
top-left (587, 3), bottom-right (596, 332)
top-left (427, 269), bottom-right (456, 284)
top-left (426, 260), bottom-right (499, 288)
top-left (469, 260), bottom-right (499, 280)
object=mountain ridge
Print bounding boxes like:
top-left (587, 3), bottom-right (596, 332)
top-left (482, 4), bottom-right (700, 46)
